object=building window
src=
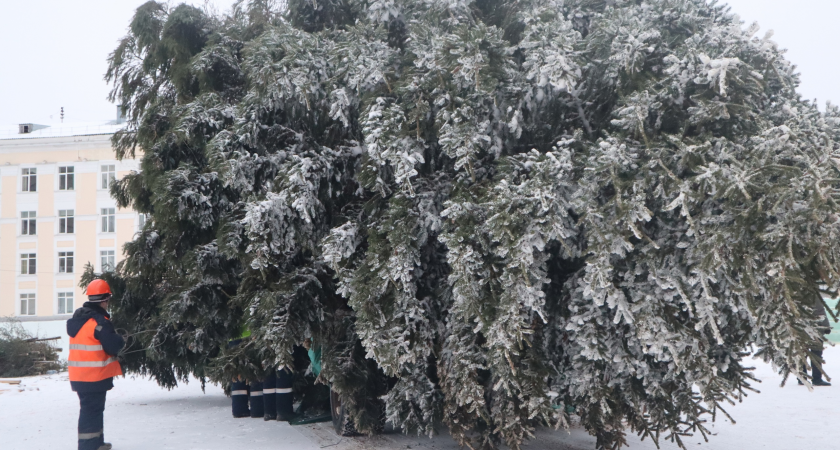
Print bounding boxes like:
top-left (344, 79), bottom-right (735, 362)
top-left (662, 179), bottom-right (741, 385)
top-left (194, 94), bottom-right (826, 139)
top-left (58, 292), bottom-right (74, 315)
top-left (21, 168), bottom-right (37, 192)
top-left (21, 211), bottom-right (36, 235)
top-left (101, 164), bottom-right (116, 190)
top-left (20, 294), bottom-right (36, 316)
top-left (58, 166), bottom-right (75, 190)
top-left (20, 253), bottom-right (36, 275)
top-left (101, 208), bottom-right (116, 233)
top-left (138, 213), bottom-right (147, 230)
top-left (59, 209), bottom-right (75, 234)
top-left (101, 250), bottom-right (115, 272)
top-left (58, 251), bottom-right (74, 273)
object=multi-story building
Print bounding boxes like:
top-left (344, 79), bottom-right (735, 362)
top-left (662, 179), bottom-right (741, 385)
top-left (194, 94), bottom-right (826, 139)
top-left (0, 119), bottom-right (142, 359)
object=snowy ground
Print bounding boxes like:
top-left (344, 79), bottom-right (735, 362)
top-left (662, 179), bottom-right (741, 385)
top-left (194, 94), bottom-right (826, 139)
top-left (2, 346), bottom-right (838, 450)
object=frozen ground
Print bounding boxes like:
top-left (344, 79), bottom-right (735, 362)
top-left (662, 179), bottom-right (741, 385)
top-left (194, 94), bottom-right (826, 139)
top-left (1, 345), bottom-right (838, 450)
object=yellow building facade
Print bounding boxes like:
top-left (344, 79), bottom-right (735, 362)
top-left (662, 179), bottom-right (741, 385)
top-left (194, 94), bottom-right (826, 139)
top-left (0, 131), bottom-right (140, 335)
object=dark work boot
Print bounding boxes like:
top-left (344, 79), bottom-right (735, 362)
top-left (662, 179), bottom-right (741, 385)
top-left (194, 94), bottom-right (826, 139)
top-left (811, 350), bottom-right (831, 387)
top-left (813, 367), bottom-right (832, 386)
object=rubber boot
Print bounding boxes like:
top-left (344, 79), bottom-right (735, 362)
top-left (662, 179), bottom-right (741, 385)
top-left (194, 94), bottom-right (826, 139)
top-left (276, 367), bottom-right (295, 421)
top-left (250, 380), bottom-right (265, 418)
top-left (263, 369), bottom-right (277, 421)
top-left (231, 379), bottom-right (250, 418)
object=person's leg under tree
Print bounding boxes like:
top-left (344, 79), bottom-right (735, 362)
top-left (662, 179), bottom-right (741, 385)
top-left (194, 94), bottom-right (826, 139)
top-left (250, 380), bottom-right (265, 418)
top-left (77, 391), bottom-right (107, 450)
top-left (812, 348), bottom-right (831, 386)
top-left (263, 368), bottom-right (277, 420)
top-left (231, 379), bottom-right (250, 417)
top-left (812, 348), bottom-right (823, 381)
top-left (276, 367), bottom-right (294, 421)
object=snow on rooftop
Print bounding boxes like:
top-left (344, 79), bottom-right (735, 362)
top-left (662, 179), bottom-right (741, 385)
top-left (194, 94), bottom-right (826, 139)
top-left (0, 120), bottom-right (126, 140)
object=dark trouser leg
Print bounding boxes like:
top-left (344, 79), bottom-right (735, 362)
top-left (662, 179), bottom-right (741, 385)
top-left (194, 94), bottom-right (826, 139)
top-left (231, 379), bottom-right (250, 418)
top-left (250, 380), bottom-right (264, 418)
top-left (812, 348), bottom-right (824, 383)
top-left (263, 369), bottom-right (277, 420)
top-left (276, 367), bottom-right (294, 421)
top-left (77, 391), bottom-right (106, 450)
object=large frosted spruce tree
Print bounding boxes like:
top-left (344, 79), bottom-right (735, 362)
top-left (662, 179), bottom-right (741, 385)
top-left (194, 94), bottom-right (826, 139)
top-left (104, 0), bottom-right (840, 448)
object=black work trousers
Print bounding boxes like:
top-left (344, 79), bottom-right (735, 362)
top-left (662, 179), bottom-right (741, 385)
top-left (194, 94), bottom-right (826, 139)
top-left (811, 348), bottom-right (825, 382)
top-left (231, 379), bottom-right (250, 418)
top-left (263, 369), bottom-right (277, 420)
top-left (249, 380), bottom-right (265, 418)
top-left (77, 391), bottom-right (107, 450)
top-left (276, 367), bottom-right (294, 421)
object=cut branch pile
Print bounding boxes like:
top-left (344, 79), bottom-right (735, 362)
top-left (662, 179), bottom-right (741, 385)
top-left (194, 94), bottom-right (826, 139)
top-left (0, 321), bottom-right (63, 377)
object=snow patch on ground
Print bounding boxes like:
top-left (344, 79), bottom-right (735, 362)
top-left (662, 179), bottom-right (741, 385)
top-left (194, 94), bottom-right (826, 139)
top-left (2, 346), bottom-right (838, 450)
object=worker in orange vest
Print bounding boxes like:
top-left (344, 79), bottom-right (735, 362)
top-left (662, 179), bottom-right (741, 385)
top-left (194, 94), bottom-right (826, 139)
top-left (66, 279), bottom-right (125, 450)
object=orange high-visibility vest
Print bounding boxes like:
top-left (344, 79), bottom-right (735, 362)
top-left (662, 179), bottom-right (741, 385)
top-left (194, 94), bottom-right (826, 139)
top-left (68, 318), bottom-right (123, 382)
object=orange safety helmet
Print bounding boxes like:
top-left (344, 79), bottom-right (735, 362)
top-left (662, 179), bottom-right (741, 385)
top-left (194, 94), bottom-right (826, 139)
top-left (86, 279), bottom-right (112, 299)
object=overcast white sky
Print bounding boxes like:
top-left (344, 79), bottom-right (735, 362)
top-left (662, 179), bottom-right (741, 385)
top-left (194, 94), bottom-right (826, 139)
top-left (0, 0), bottom-right (837, 125)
